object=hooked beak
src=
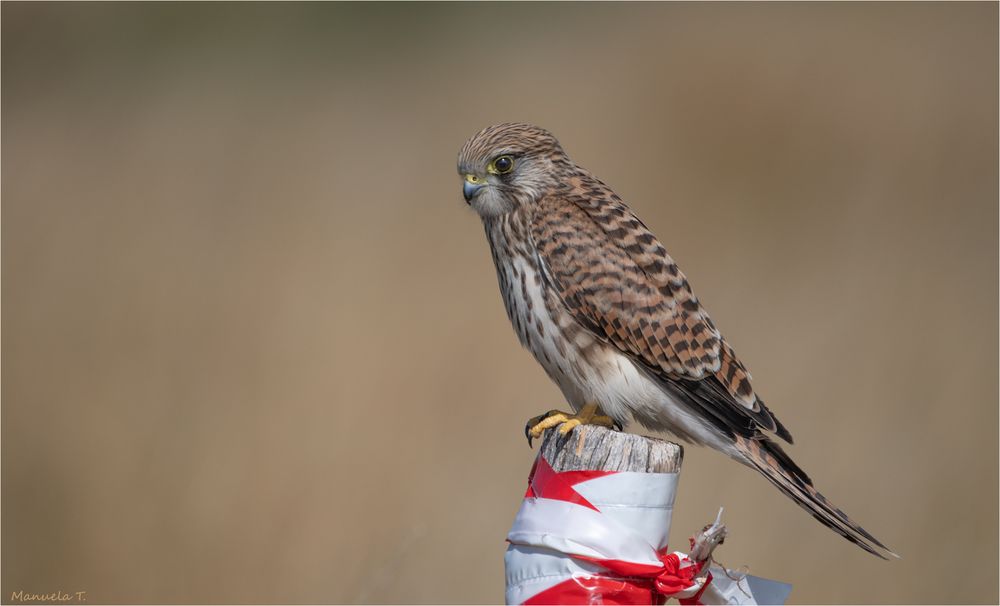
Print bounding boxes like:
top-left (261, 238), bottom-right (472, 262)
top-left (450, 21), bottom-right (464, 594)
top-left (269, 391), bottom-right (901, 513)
top-left (463, 174), bottom-right (485, 203)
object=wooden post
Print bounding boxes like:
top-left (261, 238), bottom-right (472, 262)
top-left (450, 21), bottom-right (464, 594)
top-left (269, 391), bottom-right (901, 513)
top-left (537, 424), bottom-right (683, 474)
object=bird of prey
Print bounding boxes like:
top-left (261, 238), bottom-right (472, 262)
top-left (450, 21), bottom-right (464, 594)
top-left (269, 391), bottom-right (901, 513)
top-left (457, 122), bottom-right (895, 559)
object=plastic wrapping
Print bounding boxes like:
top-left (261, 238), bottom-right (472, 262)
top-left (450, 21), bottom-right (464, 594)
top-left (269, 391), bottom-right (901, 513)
top-left (505, 454), bottom-right (791, 605)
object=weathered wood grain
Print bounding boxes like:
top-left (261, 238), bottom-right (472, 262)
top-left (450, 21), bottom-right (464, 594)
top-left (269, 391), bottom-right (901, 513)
top-left (538, 425), bottom-right (683, 474)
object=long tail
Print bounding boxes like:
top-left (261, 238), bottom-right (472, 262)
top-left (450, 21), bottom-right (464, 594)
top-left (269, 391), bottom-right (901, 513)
top-left (734, 435), bottom-right (898, 559)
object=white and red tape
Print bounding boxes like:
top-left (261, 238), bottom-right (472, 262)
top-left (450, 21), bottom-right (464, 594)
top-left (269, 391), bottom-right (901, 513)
top-left (504, 455), bottom-right (791, 605)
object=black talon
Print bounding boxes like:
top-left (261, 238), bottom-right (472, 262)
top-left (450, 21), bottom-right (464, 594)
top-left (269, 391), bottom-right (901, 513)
top-left (613, 419), bottom-right (624, 431)
top-left (524, 410), bottom-right (562, 450)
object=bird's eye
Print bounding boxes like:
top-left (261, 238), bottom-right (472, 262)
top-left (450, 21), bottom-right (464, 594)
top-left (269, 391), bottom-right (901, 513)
top-left (490, 155), bottom-right (515, 175)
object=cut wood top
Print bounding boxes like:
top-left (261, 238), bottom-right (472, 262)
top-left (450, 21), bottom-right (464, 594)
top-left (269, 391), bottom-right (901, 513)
top-left (538, 425), bottom-right (683, 474)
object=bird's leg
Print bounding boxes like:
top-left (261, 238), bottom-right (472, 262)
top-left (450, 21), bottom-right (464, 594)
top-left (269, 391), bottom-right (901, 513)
top-left (524, 403), bottom-right (622, 447)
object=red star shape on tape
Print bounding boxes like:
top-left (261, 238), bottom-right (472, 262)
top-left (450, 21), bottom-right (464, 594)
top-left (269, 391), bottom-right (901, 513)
top-left (524, 455), bottom-right (616, 511)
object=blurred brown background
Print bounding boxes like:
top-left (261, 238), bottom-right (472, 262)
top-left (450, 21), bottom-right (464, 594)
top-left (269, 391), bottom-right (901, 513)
top-left (2, 2), bottom-right (997, 604)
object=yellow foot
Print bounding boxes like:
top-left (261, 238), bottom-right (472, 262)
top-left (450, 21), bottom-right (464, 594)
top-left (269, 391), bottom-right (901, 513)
top-left (524, 403), bottom-right (623, 447)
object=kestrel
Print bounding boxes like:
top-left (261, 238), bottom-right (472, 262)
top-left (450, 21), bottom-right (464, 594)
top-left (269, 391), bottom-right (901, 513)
top-left (458, 123), bottom-right (895, 558)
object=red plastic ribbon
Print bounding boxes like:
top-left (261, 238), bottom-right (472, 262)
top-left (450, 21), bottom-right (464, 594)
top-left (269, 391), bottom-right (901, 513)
top-left (520, 553), bottom-right (706, 605)
top-left (524, 574), bottom-right (665, 605)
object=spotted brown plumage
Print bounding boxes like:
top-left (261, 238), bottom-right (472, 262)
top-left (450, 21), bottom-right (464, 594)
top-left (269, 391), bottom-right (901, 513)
top-left (457, 122), bottom-right (894, 558)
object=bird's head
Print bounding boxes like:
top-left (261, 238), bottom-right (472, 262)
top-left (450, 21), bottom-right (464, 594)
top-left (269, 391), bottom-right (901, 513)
top-left (457, 123), bottom-right (571, 218)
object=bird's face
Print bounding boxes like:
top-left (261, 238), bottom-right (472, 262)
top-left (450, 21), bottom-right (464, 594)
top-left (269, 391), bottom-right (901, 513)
top-left (457, 123), bottom-right (570, 219)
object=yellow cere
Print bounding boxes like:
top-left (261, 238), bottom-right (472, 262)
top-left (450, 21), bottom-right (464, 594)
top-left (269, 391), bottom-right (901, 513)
top-left (465, 174), bottom-right (483, 184)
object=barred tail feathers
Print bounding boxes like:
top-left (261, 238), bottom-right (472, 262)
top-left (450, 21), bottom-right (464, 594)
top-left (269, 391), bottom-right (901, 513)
top-left (733, 435), bottom-right (897, 559)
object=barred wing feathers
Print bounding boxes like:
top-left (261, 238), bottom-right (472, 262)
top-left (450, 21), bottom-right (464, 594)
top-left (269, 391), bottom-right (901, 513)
top-left (529, 180), bottom-right (789, 442)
